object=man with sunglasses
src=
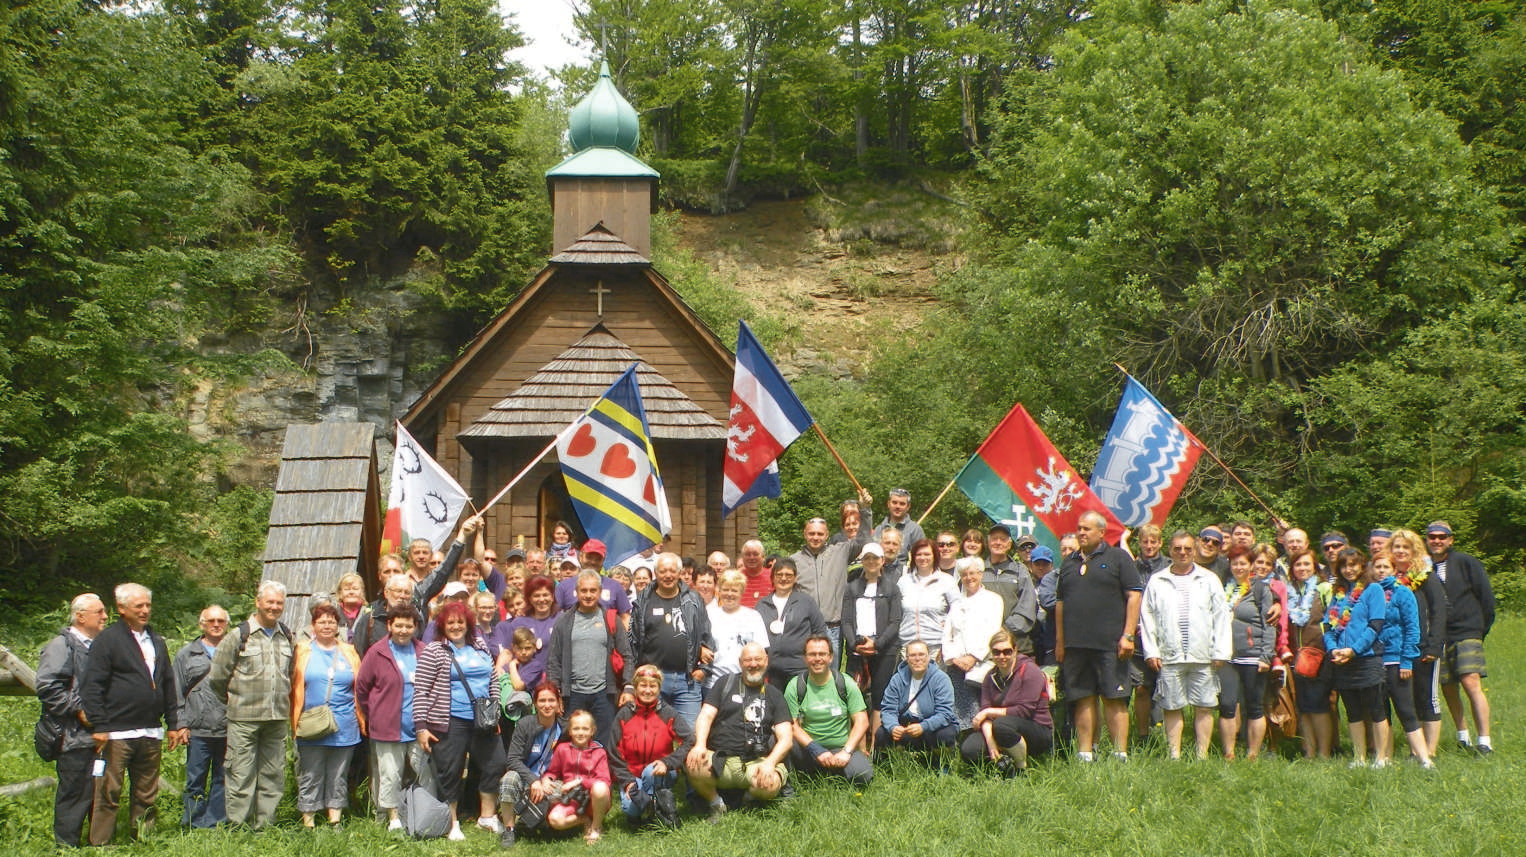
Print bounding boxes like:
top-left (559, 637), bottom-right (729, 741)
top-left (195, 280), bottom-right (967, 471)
top-left (1194, 526), bottom-right (1230, 584)
top-left (1427, 521), bottom-right (1495, 754)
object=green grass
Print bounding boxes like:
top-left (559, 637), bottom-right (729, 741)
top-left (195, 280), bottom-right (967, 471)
top-left (4, 616), bottom-right (1523, 856)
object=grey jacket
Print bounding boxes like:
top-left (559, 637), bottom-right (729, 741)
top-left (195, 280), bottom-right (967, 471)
top-left (36, 628), bottom-right (95, 754)
top-left (173, 638), bottom-right (227, 737)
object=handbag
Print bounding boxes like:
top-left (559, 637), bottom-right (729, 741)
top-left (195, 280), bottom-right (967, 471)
top-left (449, 645), bottom-right (498, 734)
top-left (295, 650), bottom-right (339, 740)
top-left (34, 713), bottom-right (64, 761)
top-left (1294, 645), bottom-right (1325, 679)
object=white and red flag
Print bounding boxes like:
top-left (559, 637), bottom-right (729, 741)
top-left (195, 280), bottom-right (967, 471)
top-left (722, 320), bottom-right (815, 517)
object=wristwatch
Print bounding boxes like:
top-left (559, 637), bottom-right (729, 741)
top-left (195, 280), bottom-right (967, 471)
top-left (1123, 634), bottom-right (1136, 642)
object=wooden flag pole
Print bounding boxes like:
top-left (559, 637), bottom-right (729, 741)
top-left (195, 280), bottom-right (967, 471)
top-left (811, 423), bottom-right (866, 496)
top-left (480, 422), bottom-right (577, 513)
top-left (1110, 363), bottom-right (1287, 528)
top-left (916, 476), bottom-right (960, 526)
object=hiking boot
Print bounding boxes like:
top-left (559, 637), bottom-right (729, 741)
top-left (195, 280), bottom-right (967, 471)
top-left (654, 789), bottom-right (680, 828)
top-left (499, 827), bottom-right (516, 848)
top-left (707, 798), bottom-right (727, 824)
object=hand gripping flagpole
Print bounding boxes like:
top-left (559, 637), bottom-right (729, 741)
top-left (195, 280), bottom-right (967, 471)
top-left (1111, 363), bottom-right (1288, 529)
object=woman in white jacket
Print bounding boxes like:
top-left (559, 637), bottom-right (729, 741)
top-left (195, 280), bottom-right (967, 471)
top-left (942, 557), bottom-right (1006, 729)
top-left (1140, 532), bottom-right (1232, 759)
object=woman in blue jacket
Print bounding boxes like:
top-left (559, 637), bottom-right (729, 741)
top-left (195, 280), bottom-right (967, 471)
top-left (1324, 548), bottom-right (1388, 768)
top-left (876, 640), bottom-right (957, 760)
top-left (1373, 553), bottom-right (1432, 769)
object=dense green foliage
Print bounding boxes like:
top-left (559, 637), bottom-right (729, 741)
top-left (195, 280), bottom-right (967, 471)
top-left (767, 0), bottom-right (1525, 588)
top-left (3, 613), bottom-right (1525, 853)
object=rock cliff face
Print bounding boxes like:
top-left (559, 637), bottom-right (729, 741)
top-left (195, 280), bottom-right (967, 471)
top-left (188, 285), bottom-right (455, 487)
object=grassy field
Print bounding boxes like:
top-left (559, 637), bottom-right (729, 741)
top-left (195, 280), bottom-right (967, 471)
top-left (3, 616), bottom-right (1521, 856)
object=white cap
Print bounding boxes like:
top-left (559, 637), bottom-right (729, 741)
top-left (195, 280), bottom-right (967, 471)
top-left (858, 543), bottom-right (885, 560)
top-left (442, 581), bottom-right (470, 598)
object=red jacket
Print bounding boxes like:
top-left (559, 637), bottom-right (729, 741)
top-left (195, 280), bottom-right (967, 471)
top-left (545, 741), bottom-right (611, 787)
top-left (609, 699), bottom-right (693, 789)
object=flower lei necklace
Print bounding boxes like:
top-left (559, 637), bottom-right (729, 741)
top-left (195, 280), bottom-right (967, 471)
top-left (1395, 562), bottom-right (1430, 591)
top-left (1226, 579), bottom-right (1251, 606)
top-left (1326, 581), bottom-right (1367, 630)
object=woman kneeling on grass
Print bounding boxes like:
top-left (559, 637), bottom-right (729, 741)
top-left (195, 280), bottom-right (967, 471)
top-left (961, 629), bottom-right (1052, 778)
top-left (1324, 548), bottom-right (1388, 768)
top-left (537, 710), bottom-right (613, 843)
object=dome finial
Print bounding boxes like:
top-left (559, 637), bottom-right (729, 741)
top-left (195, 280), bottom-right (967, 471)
top-left (567, 59), bottom-right (640, 154)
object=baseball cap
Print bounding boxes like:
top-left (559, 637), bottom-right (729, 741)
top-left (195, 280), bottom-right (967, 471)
top-left (580, 539), bottom-right (607, 558)
top-left (1030, 546), bottom-right (1055, 564)
top-left (858, 543), bottom-right (884, 560)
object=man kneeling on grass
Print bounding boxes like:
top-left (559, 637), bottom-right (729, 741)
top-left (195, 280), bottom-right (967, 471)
top-left (685, 643), bottom-right (792, 820)
top-left (1139, 531), bottom-right (1231, 759)
top-left (785, 636), bottom-right (873, 785)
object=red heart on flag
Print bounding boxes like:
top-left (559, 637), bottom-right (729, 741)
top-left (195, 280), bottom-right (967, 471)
top-left (600, 444), bottom-right (638, 479)
top-left (567, 423), bottom-right (597, 458)
top-left (643, 475), bottom-right (656, 504)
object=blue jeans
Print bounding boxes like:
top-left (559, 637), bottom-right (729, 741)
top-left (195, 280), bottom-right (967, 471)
top-left (565, 690), bottom-right (617, 749)
top-left (618, 762), bottom-right (678, 819)
top-left (660, 671), bottom-right (704, 729)
top-left (182, 736), bottom-right (227, 828)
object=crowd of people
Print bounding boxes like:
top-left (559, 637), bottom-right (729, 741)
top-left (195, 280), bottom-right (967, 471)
top-left (33, 489), bottom-right (1499, 847)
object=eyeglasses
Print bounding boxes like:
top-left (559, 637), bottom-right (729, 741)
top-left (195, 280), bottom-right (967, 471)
top-left (937, 541), bottom-right (957, 548)
top-left (990, 647), bottom-right (1016, 656)
top-left (1426, 534), bottom-right (1451, 540)
top-left (1202, 538), bottom-right (1222, 546)
top-left (1322, 544), bottom-right (1343, 551)
top-left (483, 556), bottom-right (498, 563)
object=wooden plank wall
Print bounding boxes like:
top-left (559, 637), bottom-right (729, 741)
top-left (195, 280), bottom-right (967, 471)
top-left (552, 178), bottom-right (654, 257)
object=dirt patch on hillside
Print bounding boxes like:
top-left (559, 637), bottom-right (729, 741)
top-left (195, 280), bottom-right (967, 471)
top-left (672, 198), bottom-right (955, 377)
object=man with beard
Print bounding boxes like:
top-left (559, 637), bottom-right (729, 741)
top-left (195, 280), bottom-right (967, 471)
top-left (685, 643), bottom-right (792, 818)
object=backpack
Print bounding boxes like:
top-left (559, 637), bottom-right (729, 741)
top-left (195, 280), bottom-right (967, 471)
top-left (34, 714), bottom-right (64, 761)
top-left (605, 608), bottom-right (625, 677)
top-left (399, 782), bottom-right (452, 839)
top-left (791, 669), bottom-right (851, 710)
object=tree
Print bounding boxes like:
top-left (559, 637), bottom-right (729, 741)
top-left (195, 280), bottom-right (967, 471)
top-left (0, 0), bottom-right (296, 603)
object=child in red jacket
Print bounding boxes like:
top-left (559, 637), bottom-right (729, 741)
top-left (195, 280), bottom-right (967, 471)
top-left (539, 710), bottom-right (612, 842)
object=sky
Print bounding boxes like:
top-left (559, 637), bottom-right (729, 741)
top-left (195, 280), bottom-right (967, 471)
top-left (503, 0), bottom-right (593, 80)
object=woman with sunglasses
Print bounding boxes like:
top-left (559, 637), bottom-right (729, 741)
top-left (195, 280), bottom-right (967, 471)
top-left (961, 629), bottom-right (1051, 777)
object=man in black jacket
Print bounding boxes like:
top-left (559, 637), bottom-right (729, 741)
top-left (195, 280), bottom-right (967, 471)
top-left (1427, 521), bottom-right (1496, 754)
top-left (36, 592), bottom-right (109, 847)
top-left (80, 583), bottom-right (187, 844)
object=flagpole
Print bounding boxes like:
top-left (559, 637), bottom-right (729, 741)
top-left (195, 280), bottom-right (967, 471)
top-left (916, 476), bottom-right (959, 526)
top-left (1110, 363), bottom-right (1286, 528)
top-left (810, 423), bottom-right (866, 496)
top-left (479, 422), bottom-right (578, 513)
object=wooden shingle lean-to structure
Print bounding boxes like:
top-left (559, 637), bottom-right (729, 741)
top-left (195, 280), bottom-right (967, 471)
top-left (263, 422), bottom-right (381, 634)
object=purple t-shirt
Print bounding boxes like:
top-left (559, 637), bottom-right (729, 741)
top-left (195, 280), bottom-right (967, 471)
top-left (493, 613), bottom-right (558, 691)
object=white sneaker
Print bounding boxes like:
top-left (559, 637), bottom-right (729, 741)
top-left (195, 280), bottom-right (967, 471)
top-left (477, 817), bottom-right (505, 835)
top-left (387, 818), bottom-right (404, 832)
top-left (447, 822), bottom-right (466, 841)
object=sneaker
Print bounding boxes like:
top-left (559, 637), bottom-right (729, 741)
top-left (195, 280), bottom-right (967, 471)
top-left (1420, 759), bottom-right (1437, 771)
top-left (447, 822), bottom-right (466, 841)
top-left (653, 789), bottom-right (680, 829)
top-left (707, 800), bottom-right (727, 824)
top-left (1348, 759), bottom-right (1368, 770)
top-left (478, 816), bottom-right (505, 835)
top-left (387, 818), bottom-right (404, 832)
top-left (1458, 739), bottom-right (1474, 753)
top-left (499, 828), bottom-right (516, 848)
top-left (1476, 744), bottom-right (1494, 757)
top-left (1371, 759), bottom-right (1388, 770)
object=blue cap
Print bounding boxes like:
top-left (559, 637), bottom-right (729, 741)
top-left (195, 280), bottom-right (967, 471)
top-left (1030, 546), bottom-right (1055, 564)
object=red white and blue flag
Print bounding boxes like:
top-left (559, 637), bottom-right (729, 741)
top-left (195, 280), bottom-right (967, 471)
top-left (722, 320), bottom-right (815, 517)
top-left (1089, 375), bottom-right (1205, 527)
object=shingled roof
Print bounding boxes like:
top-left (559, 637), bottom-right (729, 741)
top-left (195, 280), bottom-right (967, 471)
top-left (548, 222), bottom-right (651, 266)
top-left (263, 422), bottom-right (381, 634)
top-left (459, 324), bottom-right (726, 442)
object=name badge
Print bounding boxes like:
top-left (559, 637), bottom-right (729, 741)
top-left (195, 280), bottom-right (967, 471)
top-left (731, 694), bottom-right (744, 703)
top-left (602, 588), bottom-right (612, 602)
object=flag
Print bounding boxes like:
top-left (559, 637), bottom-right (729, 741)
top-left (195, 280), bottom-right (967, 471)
top-left (556, 365), bottom-right (671, 567)
top-left (955, 402), bottom-right (1125, 554)
top-left (383, 422), bottom-right (471, 555)
top-left (722, 319), bottom-right (815, 517)
top-left (1090, 375), bottom-right (1205, 527)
